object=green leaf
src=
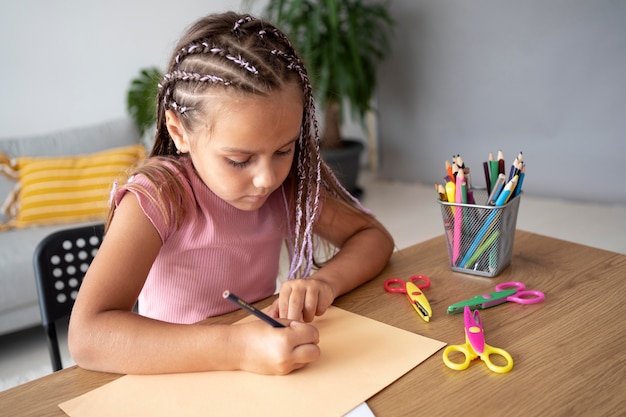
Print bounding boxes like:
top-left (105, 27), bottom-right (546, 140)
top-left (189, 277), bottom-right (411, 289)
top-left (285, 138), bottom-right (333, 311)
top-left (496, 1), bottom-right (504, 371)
top-left (126, 67), bottom-right (162, 136)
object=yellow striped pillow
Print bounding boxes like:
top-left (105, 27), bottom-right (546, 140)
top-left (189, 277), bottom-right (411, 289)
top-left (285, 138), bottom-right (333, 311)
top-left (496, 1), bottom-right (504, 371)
top-left (0, 144), bottom-right (145, 229)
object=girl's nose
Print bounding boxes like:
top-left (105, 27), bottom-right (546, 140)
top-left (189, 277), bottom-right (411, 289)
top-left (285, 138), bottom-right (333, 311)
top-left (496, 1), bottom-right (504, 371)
top-left (252, 161), bottom-right (276, 189)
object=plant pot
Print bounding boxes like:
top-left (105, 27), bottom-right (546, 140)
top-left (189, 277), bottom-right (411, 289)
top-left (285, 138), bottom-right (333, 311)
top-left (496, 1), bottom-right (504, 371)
top-left (321, 139), bottom-right (364, 198)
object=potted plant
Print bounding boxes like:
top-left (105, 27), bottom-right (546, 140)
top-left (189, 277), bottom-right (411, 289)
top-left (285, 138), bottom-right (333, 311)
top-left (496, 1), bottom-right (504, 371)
top-left (126, 67), bottom-right (162, 148)
top-left (263, 0), bottom-right (394, 195)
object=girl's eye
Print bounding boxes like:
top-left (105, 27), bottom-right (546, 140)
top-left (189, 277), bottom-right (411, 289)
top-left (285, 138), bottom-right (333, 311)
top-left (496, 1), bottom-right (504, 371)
top-left (227, 158), bottom-right (250, 168)
top-left (275, 148), bottom-right (293, 157)
top-left (226, 147), bottom-right (292, 168)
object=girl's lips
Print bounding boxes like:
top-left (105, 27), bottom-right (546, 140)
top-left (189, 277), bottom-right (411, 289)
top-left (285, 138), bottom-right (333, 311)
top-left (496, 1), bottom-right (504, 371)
top-left (247, 194), bottom-right (268, 202)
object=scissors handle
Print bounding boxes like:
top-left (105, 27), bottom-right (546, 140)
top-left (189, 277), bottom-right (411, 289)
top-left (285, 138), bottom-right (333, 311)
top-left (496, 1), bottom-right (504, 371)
top-left (408, 274), bottom-right (431, 289)
top-left (442, 344), bottom-right (473, 371)
top-left (494, 281), bottom-right (526, 292)
top-left (443, 343), bottom-right (514, 373)
top-left (384, 275), bottom-right (431, 293)
top-left (384, 278), bottom-right (407, 293)
top-left (507, 289), bottom-right (544, 304)
top-left (480, 343), bottom-right (514, 374)
top-left (495, 281), bottom-right (545, 305)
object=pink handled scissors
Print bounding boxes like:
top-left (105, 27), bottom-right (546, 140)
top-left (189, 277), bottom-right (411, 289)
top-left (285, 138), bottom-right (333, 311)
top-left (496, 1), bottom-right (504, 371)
top-left (447, 281), bottom-right (544, 314)
top-left (443, 306), bottom-right (514, 373)
top-left (384, 275), bottom-right (432, 322)
top-left (488, 281), bottom-right (545, 307)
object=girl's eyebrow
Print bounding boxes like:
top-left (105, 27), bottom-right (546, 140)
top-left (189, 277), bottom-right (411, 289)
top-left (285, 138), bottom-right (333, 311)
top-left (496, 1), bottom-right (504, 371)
top-left (220, 137), bottom-right (298, 154)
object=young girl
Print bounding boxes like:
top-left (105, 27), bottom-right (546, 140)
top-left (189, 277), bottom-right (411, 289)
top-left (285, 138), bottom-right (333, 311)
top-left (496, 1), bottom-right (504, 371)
top-left (69, 11), bottom-right (394, 376)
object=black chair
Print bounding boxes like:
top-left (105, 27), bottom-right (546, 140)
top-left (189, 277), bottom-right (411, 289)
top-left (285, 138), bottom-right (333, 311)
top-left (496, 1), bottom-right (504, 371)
top-left (33, 223), bottom-right (105, 371)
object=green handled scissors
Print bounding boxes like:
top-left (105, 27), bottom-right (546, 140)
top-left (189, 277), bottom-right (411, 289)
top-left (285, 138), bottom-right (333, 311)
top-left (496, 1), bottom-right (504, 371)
top-left (443, 306), bottom-right (513, 374)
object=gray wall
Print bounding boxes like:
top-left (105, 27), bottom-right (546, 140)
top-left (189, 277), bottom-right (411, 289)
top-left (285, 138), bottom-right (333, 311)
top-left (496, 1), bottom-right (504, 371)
top-left (0, 0), bottom-right (261, 137)
top-left (377, 0), bottom-right (626, 203)
top-left (1, 1), bottom-right (624, 204)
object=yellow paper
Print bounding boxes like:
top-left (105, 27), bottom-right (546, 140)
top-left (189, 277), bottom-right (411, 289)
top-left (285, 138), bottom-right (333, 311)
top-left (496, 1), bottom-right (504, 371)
top-left (60, 306), bottom-right (445, 417)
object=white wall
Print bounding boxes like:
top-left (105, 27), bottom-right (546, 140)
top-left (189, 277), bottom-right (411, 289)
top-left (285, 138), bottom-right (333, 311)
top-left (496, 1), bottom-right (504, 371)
top-left (0, 0), bottom-right (266, 138)
top-left (376, 0), bottom-right (626, 203)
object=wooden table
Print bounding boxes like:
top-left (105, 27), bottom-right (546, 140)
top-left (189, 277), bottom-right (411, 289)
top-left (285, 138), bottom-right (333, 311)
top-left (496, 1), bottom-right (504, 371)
top-left (1, 231), bottom-right (625, 416)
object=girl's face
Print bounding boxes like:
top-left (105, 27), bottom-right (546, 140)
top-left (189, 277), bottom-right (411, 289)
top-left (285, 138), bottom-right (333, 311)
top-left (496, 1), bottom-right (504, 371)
top-left (167, 83), bottom-right (303, 211)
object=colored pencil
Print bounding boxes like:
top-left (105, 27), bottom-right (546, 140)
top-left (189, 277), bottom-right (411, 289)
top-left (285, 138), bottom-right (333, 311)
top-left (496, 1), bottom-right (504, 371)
top-left (223, 291), bottom-right (285, 328)
top-left (452, 170), bottom-right (465, 265)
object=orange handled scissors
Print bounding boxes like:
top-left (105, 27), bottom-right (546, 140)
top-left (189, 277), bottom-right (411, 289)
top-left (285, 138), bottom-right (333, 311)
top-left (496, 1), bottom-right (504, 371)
top-left (384, 275), bottom-right (432, 322)
top-left (443, 306), bottom-right (513, 373)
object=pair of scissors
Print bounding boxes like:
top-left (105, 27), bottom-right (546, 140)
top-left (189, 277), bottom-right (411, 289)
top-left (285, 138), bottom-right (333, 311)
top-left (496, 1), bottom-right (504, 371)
top-left (443, 306), bottom-right (514, 373)
top-left (447, 281), bottom-right (544, 314)
top-left (384, 275), bottom-right (432, 322)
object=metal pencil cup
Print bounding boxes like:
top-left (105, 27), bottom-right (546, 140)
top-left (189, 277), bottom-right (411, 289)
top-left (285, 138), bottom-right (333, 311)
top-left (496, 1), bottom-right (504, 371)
top-left (438, 191), bottom-right (522, 277)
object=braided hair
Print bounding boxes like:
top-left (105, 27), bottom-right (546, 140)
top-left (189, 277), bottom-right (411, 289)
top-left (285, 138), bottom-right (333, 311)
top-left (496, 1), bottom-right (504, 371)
top-left (142, 12), bottom-right (367, 279)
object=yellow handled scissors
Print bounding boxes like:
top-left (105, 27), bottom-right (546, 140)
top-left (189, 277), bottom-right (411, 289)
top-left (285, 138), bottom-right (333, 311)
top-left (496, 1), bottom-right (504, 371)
top-left (384, 275), bottom-right (432, 322)
top-left (443, 306), bottom-right (513, 374)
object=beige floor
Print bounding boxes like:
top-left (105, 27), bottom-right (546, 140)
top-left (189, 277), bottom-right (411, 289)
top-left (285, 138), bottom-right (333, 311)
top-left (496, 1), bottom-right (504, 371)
top-left (1, 170), bottom-right (625, 391)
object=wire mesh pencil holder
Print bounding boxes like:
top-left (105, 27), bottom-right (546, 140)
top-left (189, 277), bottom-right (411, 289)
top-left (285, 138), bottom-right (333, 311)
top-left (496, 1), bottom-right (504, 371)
top-left (438, 190), bottom-right (522, 277)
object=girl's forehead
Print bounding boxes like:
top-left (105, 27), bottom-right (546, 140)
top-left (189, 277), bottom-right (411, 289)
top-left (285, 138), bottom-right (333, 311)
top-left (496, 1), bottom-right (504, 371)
top-left (199, 85), bottom-right (303, 149)
top-left (197, 82), bottom-right (302, 114)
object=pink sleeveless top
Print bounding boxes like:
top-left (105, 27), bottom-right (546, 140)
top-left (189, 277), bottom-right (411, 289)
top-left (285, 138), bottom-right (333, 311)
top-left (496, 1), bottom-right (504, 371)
top-left (113, 157), bottom-right (288, 324)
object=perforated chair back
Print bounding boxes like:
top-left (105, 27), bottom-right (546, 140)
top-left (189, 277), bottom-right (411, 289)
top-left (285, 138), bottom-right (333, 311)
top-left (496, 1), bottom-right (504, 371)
top-left (33, 223), bottom-right (105, 371)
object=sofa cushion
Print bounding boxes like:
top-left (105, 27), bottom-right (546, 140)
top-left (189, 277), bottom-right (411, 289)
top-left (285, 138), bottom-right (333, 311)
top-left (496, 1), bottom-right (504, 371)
top-left (0, 118), bottom-right (142, 224)
top-left (1, 144), bottom-right (145, 230)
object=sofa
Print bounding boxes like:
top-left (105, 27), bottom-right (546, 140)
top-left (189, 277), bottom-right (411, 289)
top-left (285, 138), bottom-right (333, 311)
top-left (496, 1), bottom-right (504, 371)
top-left (0, 118), bottom-right (143, 336)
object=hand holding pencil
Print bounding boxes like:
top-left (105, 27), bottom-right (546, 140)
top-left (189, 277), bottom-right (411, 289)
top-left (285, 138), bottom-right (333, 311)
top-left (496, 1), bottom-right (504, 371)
top-left (223, 290), bottom-right (321, 375)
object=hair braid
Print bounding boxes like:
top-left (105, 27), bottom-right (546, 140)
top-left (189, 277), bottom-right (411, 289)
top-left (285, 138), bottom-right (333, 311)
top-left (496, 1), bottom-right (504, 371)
top-left (146, 12), bottom-right (367, 279)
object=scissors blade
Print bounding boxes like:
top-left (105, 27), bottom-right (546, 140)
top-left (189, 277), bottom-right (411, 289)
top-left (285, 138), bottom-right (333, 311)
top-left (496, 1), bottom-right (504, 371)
top-left (463, 306), bottom-right (485, 354)
top-left (447, 289), bottom-right (517, 314)
top-left (406, 281), bottom-right (432, 322)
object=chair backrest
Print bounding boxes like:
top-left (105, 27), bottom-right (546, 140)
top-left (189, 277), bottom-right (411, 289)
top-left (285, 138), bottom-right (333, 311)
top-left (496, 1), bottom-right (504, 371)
top-left (33, 224), bottom-right (105, 327)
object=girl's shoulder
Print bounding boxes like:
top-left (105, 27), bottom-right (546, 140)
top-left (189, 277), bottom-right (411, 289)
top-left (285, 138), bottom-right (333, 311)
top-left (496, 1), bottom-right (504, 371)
top-left (129, 156), bottom-right (192, 194)
top-left (115, 156), bottom-right (193, 236)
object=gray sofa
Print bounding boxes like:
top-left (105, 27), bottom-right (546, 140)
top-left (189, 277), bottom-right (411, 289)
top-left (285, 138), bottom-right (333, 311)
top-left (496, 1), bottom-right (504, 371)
top-left (0, 118), bottom-right (141, 336)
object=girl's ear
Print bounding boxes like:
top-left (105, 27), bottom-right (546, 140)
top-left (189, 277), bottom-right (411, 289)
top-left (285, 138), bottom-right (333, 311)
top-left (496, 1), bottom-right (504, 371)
top-left (165, 110), bottom-right (191, 154)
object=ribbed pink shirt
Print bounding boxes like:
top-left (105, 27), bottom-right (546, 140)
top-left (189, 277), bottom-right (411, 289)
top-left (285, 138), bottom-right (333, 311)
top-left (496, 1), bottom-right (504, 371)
top-left (114, 157), bottom-right (288, 324)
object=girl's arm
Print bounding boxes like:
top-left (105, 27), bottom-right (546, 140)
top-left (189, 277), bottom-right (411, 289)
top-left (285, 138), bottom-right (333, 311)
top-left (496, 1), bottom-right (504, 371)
top-left (272, 195), bottom-right (394, 321)
top-left (68, 193), bottom-right (319, 375)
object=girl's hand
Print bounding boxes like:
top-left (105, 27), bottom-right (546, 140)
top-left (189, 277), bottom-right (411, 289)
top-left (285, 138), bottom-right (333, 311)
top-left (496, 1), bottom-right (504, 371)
top-left (237, 320), bottom-right (320, 375)
top-left (270, 277), bottom-right (335, 322)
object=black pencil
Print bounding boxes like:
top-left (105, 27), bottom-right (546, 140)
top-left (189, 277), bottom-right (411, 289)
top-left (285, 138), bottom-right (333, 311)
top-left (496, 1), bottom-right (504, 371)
top-left (223, 290), bottom-right (285, 328)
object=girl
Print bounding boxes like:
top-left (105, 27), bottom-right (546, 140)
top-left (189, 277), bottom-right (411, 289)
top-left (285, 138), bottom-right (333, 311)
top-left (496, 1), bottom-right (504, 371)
top-left (69, 12), bottom-right (394, 376)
